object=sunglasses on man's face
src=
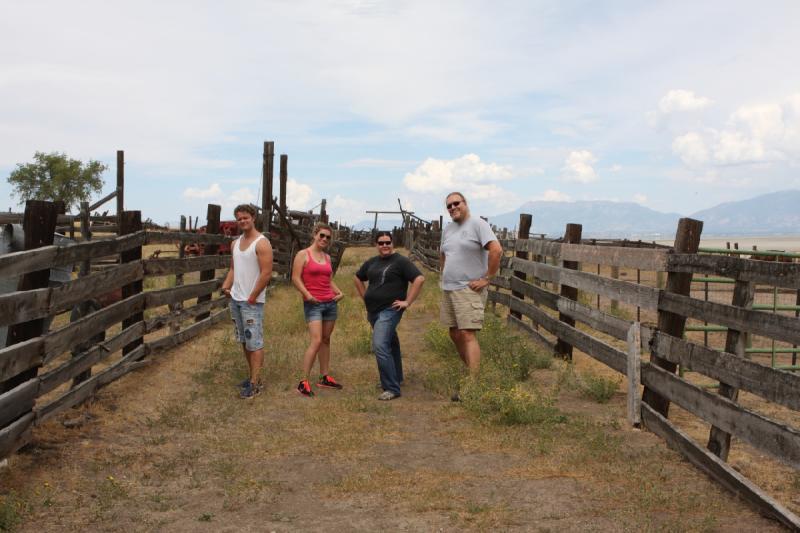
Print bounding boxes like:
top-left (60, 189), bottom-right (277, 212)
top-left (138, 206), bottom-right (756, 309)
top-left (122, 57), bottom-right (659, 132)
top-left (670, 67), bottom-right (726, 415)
top-left (446, 200), bottom-right (462, 210)
top-left (318, 233), bottom-right (332, 240)
top-left (377, 241), bottom-right (392, 246)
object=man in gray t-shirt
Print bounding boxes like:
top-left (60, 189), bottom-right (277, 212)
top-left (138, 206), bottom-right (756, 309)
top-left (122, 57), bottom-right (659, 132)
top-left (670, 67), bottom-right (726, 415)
top-left (439, 192), bottom-right (502, 396)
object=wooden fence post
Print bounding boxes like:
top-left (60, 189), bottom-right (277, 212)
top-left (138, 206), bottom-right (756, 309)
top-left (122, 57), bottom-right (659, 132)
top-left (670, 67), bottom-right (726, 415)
top-left (510, 214), bottom-right (532, 321)
top-left (116, 150), bottom-right (124, 233)
top-left (707, 279), bottom-right (755, 459)
top-left (0, 200), bottom-right (58, 394)
top-left (554, 223), bottom-right (582, 359)
top-left (279, 154), bottom-right (288, 220)
top-left (627, 322), bottom-right (642, 428)
top-left (197, 204), bottom-right (221, 321)
top-left (262, 141), bottom-right (274, 233)
top-left (642, 217), bottom-right (703, 417)
top-left (120, 211), bottom-right (143, 357)
top-left (610, 265), bottom-right (620, 312)
top-left (170, 215), bottom-right (187, 334)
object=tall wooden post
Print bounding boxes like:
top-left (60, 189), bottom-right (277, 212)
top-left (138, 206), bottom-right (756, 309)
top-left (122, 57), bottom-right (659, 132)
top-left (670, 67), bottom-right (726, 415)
top-left (197, 204), bottom-right (221, 321)
top-left (1, 200), bottom-right (58, 394)
top-left (279, 154), bottom-right (288, 217)
top-left (120, 211), bottom-right (143, 357)
top-left (707, 279), bottom-right (755, 459)
top-left (170, 215), bottom-right (187, 334)
top-left (510, 214), bottom-right (532, 321)
top-left (262, 142), bottom-right (274, 232)
top-left (116, 150), bottom-right (124, 230)
top-left (79, 201), bottom-right (92, 277)
top-left (554, 223), bottom-right (582, 360)
top-left (642, 217), bottom-right (703, 417)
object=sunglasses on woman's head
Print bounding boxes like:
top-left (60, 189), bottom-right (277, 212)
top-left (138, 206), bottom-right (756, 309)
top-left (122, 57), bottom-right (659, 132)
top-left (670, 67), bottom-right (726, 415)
top-left (446, 200), bottom-right (462, 210)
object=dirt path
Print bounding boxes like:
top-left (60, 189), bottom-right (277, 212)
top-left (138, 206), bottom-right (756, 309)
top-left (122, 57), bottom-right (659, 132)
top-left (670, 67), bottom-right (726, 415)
top-left (0, 249), bottom-right (786, 532)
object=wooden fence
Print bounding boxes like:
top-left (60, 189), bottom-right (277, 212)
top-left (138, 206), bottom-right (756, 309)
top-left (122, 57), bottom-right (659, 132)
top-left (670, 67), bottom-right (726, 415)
top-left (0, 199), bottom-right (348, 464)
top-left (410, 214), bottom-right (800, 529)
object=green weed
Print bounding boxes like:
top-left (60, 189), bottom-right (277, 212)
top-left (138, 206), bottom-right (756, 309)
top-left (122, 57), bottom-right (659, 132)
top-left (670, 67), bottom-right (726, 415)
top-left (0, 491), bottom-right (27, 531)
top-left (578, 371), bottom-right (620, 404)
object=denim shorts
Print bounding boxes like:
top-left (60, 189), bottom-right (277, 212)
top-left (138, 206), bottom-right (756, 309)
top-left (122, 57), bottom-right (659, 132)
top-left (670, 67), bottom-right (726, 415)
top-left (303, 300), bottom-right (338, 323)
top-left (229, 300), bottom-right (264, 351)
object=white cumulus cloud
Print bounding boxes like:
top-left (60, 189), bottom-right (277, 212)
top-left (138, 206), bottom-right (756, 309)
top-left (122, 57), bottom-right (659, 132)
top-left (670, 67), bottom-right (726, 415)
top-left (633, 193), bottom-right (647, 204)
top-left (403, 153), bottom-right (513, 193)
top-left (560, 150), bottom-right (598, 183)
top-left (286, 179), bottom-right (314, 209)
top-left (671, 93), bottom-right (800, 167)
top-left (183, 183), bottom-right (223, 200)
top-left (658, 89), bottom-right (713, 114)
top-left (535, 189), bottom-right (571, 202)
top-left (672, 132), bottom-right (709, 166)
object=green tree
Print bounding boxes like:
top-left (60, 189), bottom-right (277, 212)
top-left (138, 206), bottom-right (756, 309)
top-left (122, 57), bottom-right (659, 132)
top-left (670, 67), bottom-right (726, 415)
top-left (7, 151), bottom-right (107, 211)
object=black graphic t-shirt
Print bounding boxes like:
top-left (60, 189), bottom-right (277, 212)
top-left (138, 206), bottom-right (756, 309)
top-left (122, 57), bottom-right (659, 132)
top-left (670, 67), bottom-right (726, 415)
top-left (355, 253), bottom-right (423, 314)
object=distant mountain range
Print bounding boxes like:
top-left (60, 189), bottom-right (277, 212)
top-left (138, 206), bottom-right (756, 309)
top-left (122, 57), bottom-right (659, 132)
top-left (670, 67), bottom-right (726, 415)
top-left (487, 190), bottom-right (800, 238)
top-left (351, 190), bottom-right (800, 238)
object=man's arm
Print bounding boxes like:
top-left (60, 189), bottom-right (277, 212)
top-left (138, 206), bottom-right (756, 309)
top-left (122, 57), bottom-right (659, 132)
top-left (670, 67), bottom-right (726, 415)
top-left (467, 240), bottom-right (502, 292)
top-left (221, 256), bottom-right (235, 297)
top-left (247, 238), bottom-right (273, 304)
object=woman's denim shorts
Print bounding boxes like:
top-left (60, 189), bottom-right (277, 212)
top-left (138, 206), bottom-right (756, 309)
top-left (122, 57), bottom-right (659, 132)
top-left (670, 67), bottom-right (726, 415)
top-left (303, 300), bottom-right (338, 322)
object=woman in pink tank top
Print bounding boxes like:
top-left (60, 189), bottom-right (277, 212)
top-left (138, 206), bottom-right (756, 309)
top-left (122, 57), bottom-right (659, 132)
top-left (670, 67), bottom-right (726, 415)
top-left (291, 222), bottom-right (344, 397)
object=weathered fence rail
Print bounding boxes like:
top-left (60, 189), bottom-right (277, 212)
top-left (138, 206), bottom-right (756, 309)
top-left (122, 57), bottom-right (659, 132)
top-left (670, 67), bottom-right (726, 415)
top-left (410, 213), bottom-right (800, 529)
top-left (0, 193), bottom-right (351, 464)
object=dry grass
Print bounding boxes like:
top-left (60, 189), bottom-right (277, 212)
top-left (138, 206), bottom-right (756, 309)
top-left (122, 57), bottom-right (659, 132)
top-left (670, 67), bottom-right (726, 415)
top-left (0, 247), bottom-right (785, 531)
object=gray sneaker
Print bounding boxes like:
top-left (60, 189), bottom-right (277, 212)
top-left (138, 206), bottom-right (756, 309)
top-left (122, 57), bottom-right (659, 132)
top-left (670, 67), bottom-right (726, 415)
top-left (377, 391), bottom-right (400, 401)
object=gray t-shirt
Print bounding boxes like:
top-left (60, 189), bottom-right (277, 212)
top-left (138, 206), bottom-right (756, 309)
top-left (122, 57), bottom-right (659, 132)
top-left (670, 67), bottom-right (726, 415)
top-left (440, 216), bottom-right (498, 291)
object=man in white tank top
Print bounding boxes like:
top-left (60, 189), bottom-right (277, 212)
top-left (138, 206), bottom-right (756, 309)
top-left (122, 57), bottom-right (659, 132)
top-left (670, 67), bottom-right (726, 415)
top-left (221, 204), bottom-right (273, 399)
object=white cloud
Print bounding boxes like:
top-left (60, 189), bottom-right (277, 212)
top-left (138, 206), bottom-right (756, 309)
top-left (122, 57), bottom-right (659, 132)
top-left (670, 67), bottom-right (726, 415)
top-left (403, 154), bottom-right (513, 193)
top-left (633, 193), bottom-right (647, 204)
top-left (609, 164), bottom-right (622, 173)
top-left (560, 150), bottom-right (598, 183)
top-left (286, 179), bottom-right (314, 209)
top-left (672, 132), bottom-right (709, 166)
top-left (535, 189), bottom-right (571, 202)
top-left (671, 93), bottom-right (800, 167)
top-left (183, 183), bottom-right (223, 200)
top-left (658, 89), bottom-right (713, 114)
top-left (329, 194), bottom-right (369, 225)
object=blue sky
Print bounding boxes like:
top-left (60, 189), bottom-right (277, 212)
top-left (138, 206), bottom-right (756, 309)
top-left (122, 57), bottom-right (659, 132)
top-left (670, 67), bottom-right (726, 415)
top-left (2, 0), bottom-right (800, 227)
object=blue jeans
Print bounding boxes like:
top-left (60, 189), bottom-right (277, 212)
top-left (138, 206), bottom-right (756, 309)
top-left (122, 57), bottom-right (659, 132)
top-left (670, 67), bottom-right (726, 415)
top-left (229, 300), bottom-right (265, 351)
top-left (368, 308), bottom-right (404, 395)
top-left (303, 300), bottom-right (338, 322)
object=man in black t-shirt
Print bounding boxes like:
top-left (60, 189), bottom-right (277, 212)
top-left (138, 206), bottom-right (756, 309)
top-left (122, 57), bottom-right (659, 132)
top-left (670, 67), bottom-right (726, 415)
top-left (354, 231), bottom-right (425, 400)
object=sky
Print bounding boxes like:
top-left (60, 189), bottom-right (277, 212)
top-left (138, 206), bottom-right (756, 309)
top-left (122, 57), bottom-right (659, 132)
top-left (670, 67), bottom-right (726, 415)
top-left (2, 0), bottom-right (800, 227)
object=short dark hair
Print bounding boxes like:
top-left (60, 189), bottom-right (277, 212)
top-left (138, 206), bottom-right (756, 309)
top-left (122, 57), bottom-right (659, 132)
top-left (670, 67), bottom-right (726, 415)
top-left (445, 191), bottom-right (466, 204)
top-left (233, 204), bottom-right (257, 218)
top-left (375, 231), bottom-right (392, 243)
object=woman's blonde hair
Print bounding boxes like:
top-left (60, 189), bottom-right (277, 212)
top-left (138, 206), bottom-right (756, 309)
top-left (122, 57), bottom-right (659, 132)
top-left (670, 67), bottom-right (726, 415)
top-left (312, 222), bottom-right (333, 236)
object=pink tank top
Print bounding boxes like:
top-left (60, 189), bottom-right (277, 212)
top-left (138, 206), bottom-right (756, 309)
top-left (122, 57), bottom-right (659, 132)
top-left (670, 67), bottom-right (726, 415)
top-left (301, 249), bottom-right (336, 302)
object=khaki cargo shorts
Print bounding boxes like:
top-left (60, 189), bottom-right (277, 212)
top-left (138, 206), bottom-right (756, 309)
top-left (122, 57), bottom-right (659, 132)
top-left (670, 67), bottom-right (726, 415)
top-left (440, 287), bottom-right (488, 330)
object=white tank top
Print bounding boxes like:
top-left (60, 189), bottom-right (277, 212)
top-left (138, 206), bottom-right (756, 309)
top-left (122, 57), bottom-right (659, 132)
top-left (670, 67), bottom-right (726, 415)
top-left (231, 234), bottom-right (267, 303)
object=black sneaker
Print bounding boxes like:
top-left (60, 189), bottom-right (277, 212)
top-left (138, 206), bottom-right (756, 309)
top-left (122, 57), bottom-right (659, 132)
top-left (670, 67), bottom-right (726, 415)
top-left (239, 378), bottom-right (263, 392)
top-left (240, 381), bottom-right (260, 400)
top-left (297, 380), bottom-right (314, 397)
top-left (318, 374), bottom-right (343, 389)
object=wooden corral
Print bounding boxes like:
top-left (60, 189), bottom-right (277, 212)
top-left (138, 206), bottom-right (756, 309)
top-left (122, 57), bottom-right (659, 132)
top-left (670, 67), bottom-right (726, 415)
top-left (0, 197), bottom-right (349, 466)
top-left (409, 213), bottom-right (800, 530)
